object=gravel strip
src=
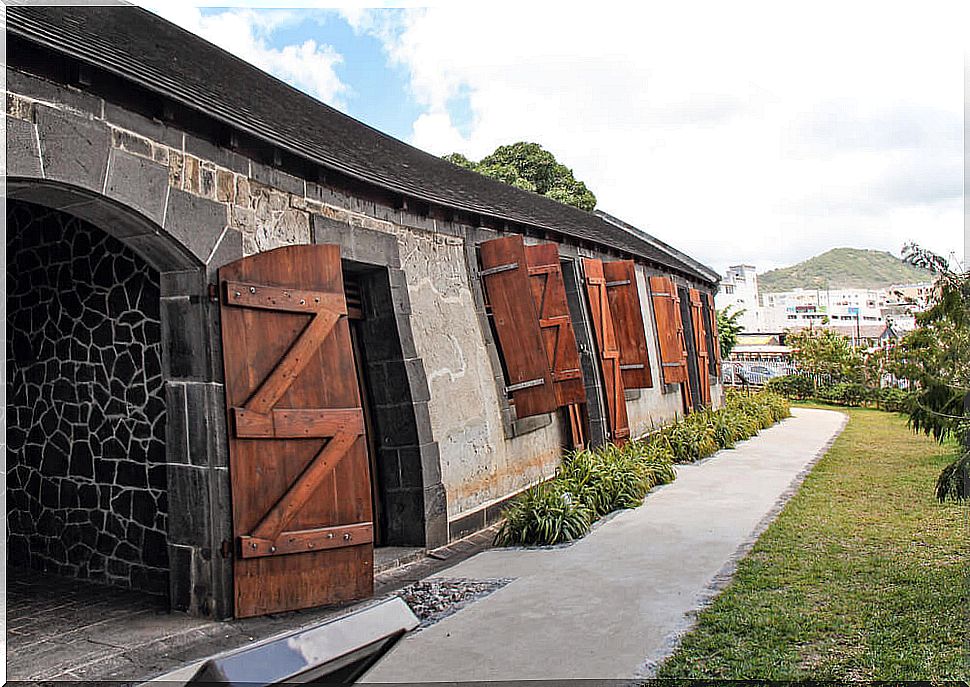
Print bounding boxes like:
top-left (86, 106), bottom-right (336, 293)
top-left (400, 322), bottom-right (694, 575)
top-left (395, 578), bottom-right (514, 630)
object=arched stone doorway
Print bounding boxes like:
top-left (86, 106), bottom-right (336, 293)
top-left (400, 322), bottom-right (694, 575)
top-left (6, 178), bottom-right (241, 616)
top-left (7, 199), bottom-right (168, 592)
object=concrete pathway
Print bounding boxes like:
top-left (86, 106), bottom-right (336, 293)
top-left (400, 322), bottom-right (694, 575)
top-left (363, 407), bottom-right (847, 683)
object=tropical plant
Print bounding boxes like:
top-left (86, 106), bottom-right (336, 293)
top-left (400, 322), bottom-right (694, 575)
top-left (494, 481), bottom-right (592, 546)
top-left (717, 305), bottom-right (745, 358)
top-left (891, 243), bottom-right (969, 501)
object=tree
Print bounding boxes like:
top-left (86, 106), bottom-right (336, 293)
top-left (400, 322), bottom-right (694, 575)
top-left (443, 142), bottom-right (597, 211)
top-left (716, 306), bottom-right (744, 358)
top-left (889, 243), bottom-right (970, 501)
top-left (785, 328), bottom-right (864, 387)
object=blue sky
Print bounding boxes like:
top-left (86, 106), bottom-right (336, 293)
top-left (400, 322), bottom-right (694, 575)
top-left (145, 3), bottom-right (966, 273)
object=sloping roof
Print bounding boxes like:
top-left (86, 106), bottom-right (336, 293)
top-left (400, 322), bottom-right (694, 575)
top-left (6, 4), bottom-right (715, 285)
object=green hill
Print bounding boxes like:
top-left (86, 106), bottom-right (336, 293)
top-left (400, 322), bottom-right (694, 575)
top-left (758, 247), bottom-right (932, 292)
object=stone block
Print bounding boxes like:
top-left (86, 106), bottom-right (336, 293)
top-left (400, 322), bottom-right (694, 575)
top-left (311, 213), bottom-right (355, 252)
top-left (423, 482), bottom-right (448, 548)
top-left (394, 314), bottom-right (418, 359)
top-left (127, 233), bottom-right (200, 272)
top-left (253, 208), bottom-right (310, 251)
top-left (7, 68), bottom-right (102, 116)
top-left (412, 401), bottom-right (434, 444)
top-left (418, 441), bottom-right (442, 485)
top-left (251, 160), bottom-right (304, 195)
top-left (160, 269), bottom-right (206, 298)
top-left (448, 508), bottom-right (484, 542)
top-left (376, 402), bottom-right (418, 447)
top-left (6, 115), bottom-right (42, 178)
top-left (34, 104), bottom-right (110, 192)
top-left (352, 225), bottom-right (400, 268)
top-left (164, 383), bottom-right (189, 465)
top-left (166, 464), bottom-right (212, 548)
top-left (384, 489), bottom-right (426, 546)
top-left (161, 297), bottom-right (210, 380)
top-left (163, 187), bottom-right (228, 263)
top-left (405, 358), bottom-right (432, 403)
top-left (103, 101), bottom-right (183, 148)
top-left (104, 148), bottom-right (169, 226)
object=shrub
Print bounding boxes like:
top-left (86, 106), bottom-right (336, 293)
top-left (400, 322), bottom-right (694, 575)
top-left (766, 373), bottom-right (815, 400)
top-left (494, 481), bottom-right (592, 546)
top-left (496, 389), bottom-right (791, 546)
top-left (877, 386), bottom-right (910, 413)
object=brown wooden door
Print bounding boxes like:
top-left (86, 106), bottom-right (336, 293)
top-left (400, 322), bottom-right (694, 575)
top-left (219, 245), bottom-right (373, 618)
top-left (583, 258), bottom-right (630, 443)
top-left (524, 243), bottom-right (586, 407)
top-left (604, 260), bottom-right (653, 389)
top-left (648, 276), bottom-right (689, 385)
top-left (479, 236), bottom-right (557, 419)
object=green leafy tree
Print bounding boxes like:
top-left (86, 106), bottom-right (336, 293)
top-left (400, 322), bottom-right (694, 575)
top-left (716, 306), bottom-right (744, 358)
top-left (888, 243), bottom-right (969, 501)
top-left (443, 142), bottom-right (597, 211)
top-left (785, 328), bottom-right (865, 387)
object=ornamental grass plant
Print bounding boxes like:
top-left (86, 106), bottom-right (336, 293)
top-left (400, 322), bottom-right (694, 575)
top-left (495, 390), bottom-right (791, 546)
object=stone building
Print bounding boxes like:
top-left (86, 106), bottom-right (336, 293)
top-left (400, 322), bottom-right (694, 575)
top-left (6, 6), bottom-right (722, 619)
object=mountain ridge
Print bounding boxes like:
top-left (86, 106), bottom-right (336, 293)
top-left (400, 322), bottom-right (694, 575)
top-left (758, 247), bottom-right (932, 292)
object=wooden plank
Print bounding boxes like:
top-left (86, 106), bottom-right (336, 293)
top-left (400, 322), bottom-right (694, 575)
top-left (524, 243), bottom-right (586, 406)
top-left (219, 244), bottom-right (373, 618)
top-left (649, 275), bottom-right (688, 384)
top-left (249, 427), bottom-right (361, 543)
top-left (603, 260), bottom-right (653, 389)
top-left (583, 258), bottom-right (630, 442)
top-left (233, 407), bottom-right (364, 439)
top-left (244, 308), bottom-right (342, 415)
top-left (224, 280), bottom-right (346, 314)
top-left (479, 236), bottom-right (557, 419)
top-left (239, 522), bottom-right (374, 559)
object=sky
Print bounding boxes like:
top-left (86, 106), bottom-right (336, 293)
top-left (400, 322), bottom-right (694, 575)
top-left (140, 1), bottom-right (967, 275)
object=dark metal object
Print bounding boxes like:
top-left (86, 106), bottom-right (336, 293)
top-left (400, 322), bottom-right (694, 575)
top-left (187, 597), bottom-right (418, 685)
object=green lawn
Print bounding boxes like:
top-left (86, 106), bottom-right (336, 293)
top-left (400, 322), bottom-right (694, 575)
top-left (657, 405), bottom-right (970, 680)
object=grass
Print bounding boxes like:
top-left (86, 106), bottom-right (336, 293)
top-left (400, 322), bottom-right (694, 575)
top-left (657, 404), bottom-right (970, 680)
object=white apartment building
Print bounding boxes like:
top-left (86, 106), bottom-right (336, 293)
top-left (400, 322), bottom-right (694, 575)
top-left (715, 265), bottom-right (767, 332)
top-left (716, 264), bottom-right (933, 334)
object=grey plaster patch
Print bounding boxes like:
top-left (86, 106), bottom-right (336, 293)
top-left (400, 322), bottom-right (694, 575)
top-left (635, 411), bottom-right (850, 679)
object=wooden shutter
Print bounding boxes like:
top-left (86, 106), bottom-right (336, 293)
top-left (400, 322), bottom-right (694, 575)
top-left (479, 236), bottom-right (557, 419)
top-left (524, 243), bottom-right (586, 407)
top-left (583, 258), bottom-right (630, 442)
top-left (219, 245), bottom-right (372, 618)
top-left (648, 276), bottom-right (688, 384)
top-left (704, 292), bottom-right (722, 377)
top-left (603, 260), bottom-right (653, 389)
top-left (689, 288), bottom-right (712, 406)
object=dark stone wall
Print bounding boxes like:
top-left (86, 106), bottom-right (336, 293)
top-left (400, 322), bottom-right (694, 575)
top-left (6, 200), bottom-right (169, 595)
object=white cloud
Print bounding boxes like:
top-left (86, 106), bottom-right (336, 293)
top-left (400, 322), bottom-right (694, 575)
top-left (138, 4), bottom-right (349, 108)
top-left (358, 1), bottom-right (967, 273)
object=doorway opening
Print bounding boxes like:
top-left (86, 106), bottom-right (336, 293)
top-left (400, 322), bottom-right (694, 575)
top-left (342, 264), bottom-right (426, 567)
top-left (6, 199), bottom-right (169, 596)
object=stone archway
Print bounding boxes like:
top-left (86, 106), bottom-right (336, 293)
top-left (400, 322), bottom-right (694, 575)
top-left (6, 178), bottom-right (241, 617)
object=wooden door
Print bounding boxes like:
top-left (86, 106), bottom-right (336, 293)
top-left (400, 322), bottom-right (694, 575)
top-left (524, 243), bottom-right (586, 407)
top-left (583, 258), bottom-right (630, 443)
top-left (648, 276), bottom-right (689, 385)
top-left (604, 260), bottom-right (653, 389)
top-left (689, 288), bottom-right (712, 407)
top-left (219, 245), bottom-right (373, 618)
top-left (479, 236), bottom-right (557, 419)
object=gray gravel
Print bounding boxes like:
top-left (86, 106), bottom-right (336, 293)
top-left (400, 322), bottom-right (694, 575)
top-left (395, 577), bottom-right (514, 629)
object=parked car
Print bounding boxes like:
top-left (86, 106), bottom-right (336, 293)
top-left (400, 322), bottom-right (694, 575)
top-left (736, 364), bottom-right (783, 386)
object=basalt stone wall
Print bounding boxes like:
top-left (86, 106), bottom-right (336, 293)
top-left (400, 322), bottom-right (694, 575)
top-left (6, 200), bottom-right (169, 595)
